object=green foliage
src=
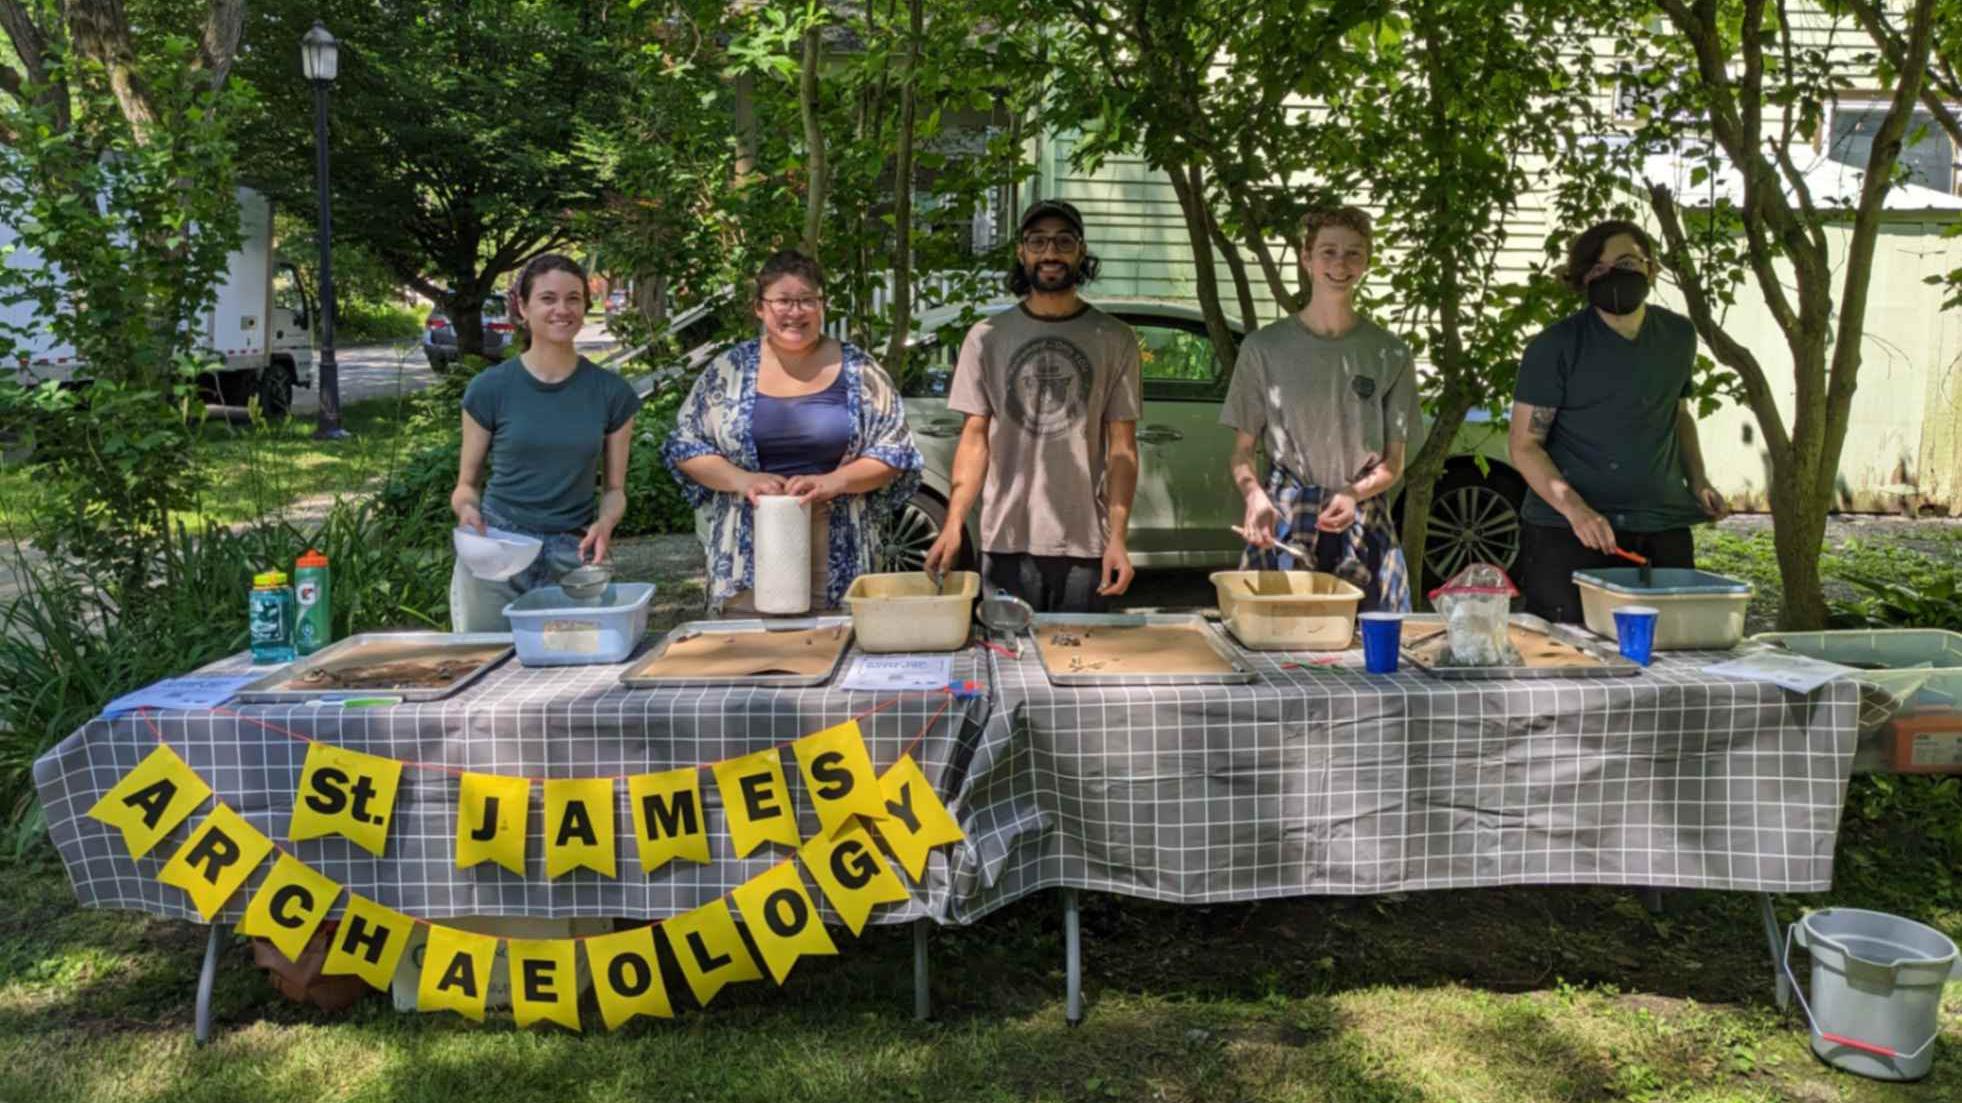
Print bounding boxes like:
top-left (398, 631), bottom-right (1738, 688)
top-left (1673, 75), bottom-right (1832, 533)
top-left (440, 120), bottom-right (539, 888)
top-left (0, 499), bottom-right (449, 844)
top-left (0, 36), bottom-right (245, 596)
top-left (234, 0), bottom-right (626, 355)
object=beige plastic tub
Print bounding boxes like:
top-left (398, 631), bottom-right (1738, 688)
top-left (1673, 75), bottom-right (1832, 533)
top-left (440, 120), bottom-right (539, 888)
top-left (1211, 570), bottom-right (1364, 651)
top-left (1573, 567), bottom-right (1753, 650)
top-left (843, 571), bottom-right (980, 653)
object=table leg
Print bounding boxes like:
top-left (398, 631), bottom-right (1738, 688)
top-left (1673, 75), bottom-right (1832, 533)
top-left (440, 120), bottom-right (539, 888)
top-left (1063, 888), bottom-right (1082, 1026)
top-left (195, 923), bottom-right (227, 1046)
top-left (912, 919), bottom-right (930, 1022)
top-left (1638, 888), bottom-right (1665, 915)
top-left (1759, 894), bottom-right (1789, 1010)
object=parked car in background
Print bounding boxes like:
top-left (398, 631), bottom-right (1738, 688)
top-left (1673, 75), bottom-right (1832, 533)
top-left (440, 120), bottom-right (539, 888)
top-left (422, 294), bottom-right (513, 372)
top-left (886, 300), bottom-right (1526, 593)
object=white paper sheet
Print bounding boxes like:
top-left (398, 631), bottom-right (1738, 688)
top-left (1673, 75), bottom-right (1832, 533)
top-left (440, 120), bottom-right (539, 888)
top-left (1702, 652), bottom-right (1857, 694)
top-left (99, 674), bottom-right (262, 717)
top-left (839, 654), bottom-right (954, 693)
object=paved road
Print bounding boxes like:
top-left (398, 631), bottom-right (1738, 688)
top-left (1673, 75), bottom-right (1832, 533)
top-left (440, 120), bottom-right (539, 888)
top-left (279, 320), bottom-right (622, 416)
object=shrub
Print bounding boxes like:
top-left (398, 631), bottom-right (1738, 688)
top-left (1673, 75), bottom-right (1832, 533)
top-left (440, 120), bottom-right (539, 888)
top-left (0, 499), bottom-right (450, 853)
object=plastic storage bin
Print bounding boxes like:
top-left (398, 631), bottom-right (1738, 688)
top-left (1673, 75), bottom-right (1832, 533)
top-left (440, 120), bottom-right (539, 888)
top-left (1210, 570), bottom-right (1364, 651)
top-left (1572, 567), bottom-right (1752, 650)
top-left (502, 582), bottom-right (655, 665)
top-left (1750, 630), bottom-right (1962, 771)
top-left (843, 571), bottom-right (980, 652)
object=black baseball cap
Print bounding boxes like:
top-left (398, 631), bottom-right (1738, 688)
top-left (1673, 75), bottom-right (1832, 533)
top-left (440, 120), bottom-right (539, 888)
top-left (1017, 199), bottom-right (1085, 239)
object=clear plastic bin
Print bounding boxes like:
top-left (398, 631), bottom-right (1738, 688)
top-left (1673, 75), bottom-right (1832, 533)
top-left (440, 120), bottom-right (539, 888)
top-left (502, 582), bottom-right (655, 665)
top-left (843, 571), bottom-right (979, 653)
top-left (1210, 570), bottom-right (1363, 651)
top-left (1573, 567), bottom-right (1752, 650)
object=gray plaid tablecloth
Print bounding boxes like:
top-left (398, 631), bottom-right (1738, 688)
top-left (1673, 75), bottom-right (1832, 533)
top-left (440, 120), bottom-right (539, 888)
top-left (35, 646), bottom-right (990, 926)
top-left (943, 634), bottom-right (1860, 922)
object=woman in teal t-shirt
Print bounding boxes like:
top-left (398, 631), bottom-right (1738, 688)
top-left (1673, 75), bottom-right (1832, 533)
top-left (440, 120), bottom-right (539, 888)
top-left (449, 254), bottom-right (641, 631)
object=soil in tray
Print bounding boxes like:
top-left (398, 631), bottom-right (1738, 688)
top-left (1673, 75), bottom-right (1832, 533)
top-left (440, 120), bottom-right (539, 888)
top-left (629, 625), bottom-right (850, 679)
top-left (1403, 623), bottom-right (1606, 670)
top-left (1035, 623), bottom-right (1237, 676)
top-left (280, 645), bottom-right (510, 691)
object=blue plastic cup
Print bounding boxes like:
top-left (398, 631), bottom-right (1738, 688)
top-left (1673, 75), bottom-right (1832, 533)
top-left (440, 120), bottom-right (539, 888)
top-left (1358, 612), bottom-right (1405, 674)
top-left (1613, 605), bottom-right (1660, 666)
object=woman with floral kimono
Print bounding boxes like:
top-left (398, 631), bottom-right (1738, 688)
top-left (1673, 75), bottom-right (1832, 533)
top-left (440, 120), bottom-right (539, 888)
top-left (663, 250), bottom-right (922, 612)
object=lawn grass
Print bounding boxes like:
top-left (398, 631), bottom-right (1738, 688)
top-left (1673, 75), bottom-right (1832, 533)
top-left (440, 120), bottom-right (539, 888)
top-left (0, 395), bottom-right (423, 533)
top-left (1, 845), bottom-right (1955, 1103)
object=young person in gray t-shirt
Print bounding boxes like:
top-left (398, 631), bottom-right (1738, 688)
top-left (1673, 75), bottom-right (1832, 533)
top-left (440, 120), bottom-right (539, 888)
top-left (450, 254), bottom-right (641, 631)
top-left (923, 199), bottom-right (1142, 612)
top-left (1221, 207), bottom-right (1419, 612)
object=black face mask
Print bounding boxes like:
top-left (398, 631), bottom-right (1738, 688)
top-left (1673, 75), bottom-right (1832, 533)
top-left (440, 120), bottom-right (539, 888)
top-left (1587, 267), bottom-right (1650, 315)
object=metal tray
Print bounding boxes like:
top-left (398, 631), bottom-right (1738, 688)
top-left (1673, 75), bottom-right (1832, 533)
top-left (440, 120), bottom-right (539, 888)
top-left (233, 632), bottom-right (515, 703)
top-left (1030, 613), bottom-right (1256, 686)
top-left (1400, 613), bottom-right (1641, 679)
top-left (619, 617), bottom-right (855, 688)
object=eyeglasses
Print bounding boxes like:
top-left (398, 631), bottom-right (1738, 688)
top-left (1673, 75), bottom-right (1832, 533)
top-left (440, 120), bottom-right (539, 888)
top-left (1020, 232), bottom-right (1081, 255)
top-left (1588, 255), bottom-right (1650, 278)
top-left (760, 296), bottom-right (824, 314)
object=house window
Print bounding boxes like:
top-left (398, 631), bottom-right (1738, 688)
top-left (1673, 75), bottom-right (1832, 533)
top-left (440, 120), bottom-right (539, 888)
top-left (1828, 103), bottom-right (1956, 193)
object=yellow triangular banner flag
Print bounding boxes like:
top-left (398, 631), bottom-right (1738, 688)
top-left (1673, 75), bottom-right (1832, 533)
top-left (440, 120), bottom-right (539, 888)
top-left (456, 771), bottom-right (530, 875)
top-left (158, 805), bottom-right (275, 920)
top-left (791, 720), bottom-right (887, 835)
top-left (87, 744), bottom-right (212, 859)
top-left (237, 853), bottom-right (342, 962)
top-left (799, 821), bottom-right (912, 936)
top-left (871, 755), bottom-right (965, 882)
top-left (321, 893), bottom-right (417, 990)
top-left (626, 768), bottom-right (711, 875)
top-left (543, 777), bottom-right (616, 878)
top-left (418, 924), bottom-right (498, 1022)
top-left (287, 741), bottom-right (403, 857)
top-left (507, 937), bottom-right (582, 1032)
top-left (584, 925), bottom-right (672, 1029)
top-left (730, 862), bottom-right (837, 985)
top-left (662, 898), bottom-right (764, 1008)
top-left (712, 748), bottom-right (801, 857)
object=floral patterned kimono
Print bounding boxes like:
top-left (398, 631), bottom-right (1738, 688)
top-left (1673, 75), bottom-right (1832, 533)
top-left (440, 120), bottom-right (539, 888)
top-left (661, 339), bottom-right (923, 611)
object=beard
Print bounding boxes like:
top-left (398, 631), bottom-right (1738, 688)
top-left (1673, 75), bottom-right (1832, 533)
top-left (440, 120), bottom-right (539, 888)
top-left (1023, 259), bottom-right (1082, 292)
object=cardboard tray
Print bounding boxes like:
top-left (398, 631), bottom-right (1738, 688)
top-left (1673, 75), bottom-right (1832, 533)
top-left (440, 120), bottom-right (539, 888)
top-left (619, 618), bottom-right (854, 687)
top-left (233, 632), bottom-right (515, 703)
top-left (1030, 613), bottom-right (1256, 686)
top-left (1400, 613), bottom-right (1641, 679)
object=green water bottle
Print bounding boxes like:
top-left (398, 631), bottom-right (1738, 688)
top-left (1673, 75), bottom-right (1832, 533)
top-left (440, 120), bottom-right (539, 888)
top-left (294, 548), bottom-right (332, 655)
top-left (249, 570), bottom-right (297, 664)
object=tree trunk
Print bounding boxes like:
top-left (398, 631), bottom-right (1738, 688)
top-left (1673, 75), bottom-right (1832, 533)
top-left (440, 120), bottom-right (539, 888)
top-left (1398, 383), bottom-right (1477, 602)
top-left (450, 290), bottom-right (486, 359)
top-left (883, 0), bottom-right (923, 380)
top-left (732, 71), bottom-right (758, 185)
top-left (799, 25), bottom-right (828, 258)
top-left (1165, 159), bottom-right (1239, 374)
top-left (1206, 206), bottom-right (1259, 330)
top-left (634, 271), bottom-right (667, 329)
top-left (1768, 459), bottom-right (1831, 629)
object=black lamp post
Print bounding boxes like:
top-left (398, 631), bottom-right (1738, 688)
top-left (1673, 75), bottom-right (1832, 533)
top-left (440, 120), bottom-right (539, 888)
top-left (301, 21), bottom-right (348, 440)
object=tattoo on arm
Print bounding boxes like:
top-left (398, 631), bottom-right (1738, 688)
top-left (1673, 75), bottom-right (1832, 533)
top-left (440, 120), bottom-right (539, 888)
top-left (1526, 405), bottom-right (1556, 442)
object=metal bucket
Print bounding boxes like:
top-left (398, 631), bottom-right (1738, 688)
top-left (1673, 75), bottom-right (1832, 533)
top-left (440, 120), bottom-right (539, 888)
top-left (1781, 907), bottom-right (1962, 1081)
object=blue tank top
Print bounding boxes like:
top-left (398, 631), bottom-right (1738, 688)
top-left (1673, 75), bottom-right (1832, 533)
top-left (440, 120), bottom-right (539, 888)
top-left (752, 370), bottom-right (852, 476)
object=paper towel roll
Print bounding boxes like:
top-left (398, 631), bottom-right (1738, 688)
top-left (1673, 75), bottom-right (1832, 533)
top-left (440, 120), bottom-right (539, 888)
top-left (753, 495), bottom-right (813, 614)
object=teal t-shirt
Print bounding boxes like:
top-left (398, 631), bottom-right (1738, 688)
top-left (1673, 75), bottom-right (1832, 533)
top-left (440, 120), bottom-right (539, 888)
top-left (461, 356), bottom-right (641, 534)
top-left (1514, 306), bottom-right (1706, 533)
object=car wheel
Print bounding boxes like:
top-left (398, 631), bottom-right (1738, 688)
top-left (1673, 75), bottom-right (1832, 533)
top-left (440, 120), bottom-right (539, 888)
top-left (1419, 463), bottom-right (1526, 591)
top-left (425, 352), bottom-right (451, 375)
top-left (876, 492), bottom-right (972, 574)
top-left (257, 359), bottom-right (295, 421)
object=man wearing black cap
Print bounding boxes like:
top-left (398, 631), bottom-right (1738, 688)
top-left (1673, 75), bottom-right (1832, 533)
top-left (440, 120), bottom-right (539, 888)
top-left (923, 199), bottom-right (1142, 612)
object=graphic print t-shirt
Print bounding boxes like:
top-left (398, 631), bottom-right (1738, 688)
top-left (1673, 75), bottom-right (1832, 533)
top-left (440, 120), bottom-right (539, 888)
top-left (946, 302), bottom-right (1143, 557)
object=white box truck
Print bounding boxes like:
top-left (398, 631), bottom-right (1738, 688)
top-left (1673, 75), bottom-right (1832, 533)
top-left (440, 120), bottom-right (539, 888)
top-left (1, 186), bottom-right (315, 416)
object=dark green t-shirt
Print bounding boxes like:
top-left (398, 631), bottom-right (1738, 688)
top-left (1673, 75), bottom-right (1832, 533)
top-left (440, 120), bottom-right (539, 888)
top-left (1515, 306), bottom-right (1706, 533)
top-left (461, 356), bottom-right (641, 534)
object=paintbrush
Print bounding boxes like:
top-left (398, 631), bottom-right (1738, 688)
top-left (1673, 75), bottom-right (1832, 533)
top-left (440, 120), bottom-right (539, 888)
top-left (1610, 546), bottom-right (1654, 588)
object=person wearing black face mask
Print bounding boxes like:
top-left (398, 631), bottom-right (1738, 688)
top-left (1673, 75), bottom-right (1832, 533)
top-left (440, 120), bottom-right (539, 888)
top-left (1506, 220), bottom-right (1726, 623)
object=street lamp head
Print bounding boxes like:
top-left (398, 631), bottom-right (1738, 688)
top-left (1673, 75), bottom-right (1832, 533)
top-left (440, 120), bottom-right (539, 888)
top-left (300, 21), bottom-right (339, 83)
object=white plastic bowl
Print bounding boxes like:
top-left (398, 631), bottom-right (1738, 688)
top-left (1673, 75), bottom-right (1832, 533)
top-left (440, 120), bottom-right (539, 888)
top-left (453, 525), bottom-right (543, 581)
